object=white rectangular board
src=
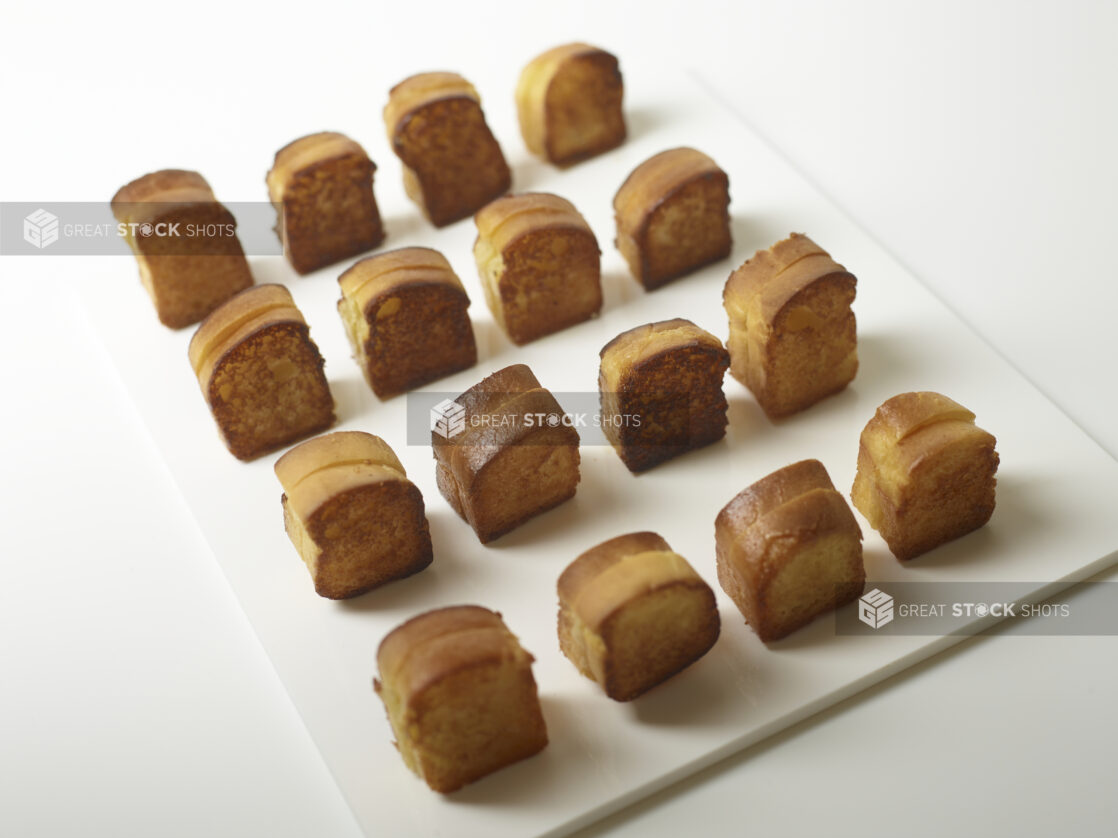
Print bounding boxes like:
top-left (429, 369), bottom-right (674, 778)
top-left (83, 67), bottom-right (1118, 838)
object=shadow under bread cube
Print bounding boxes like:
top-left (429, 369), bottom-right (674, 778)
top-left (851, 391), bottom-right (999, 561)
top-left (598, 319), bottom-right (730, 473)
top-left (337, 247), bottom-right (476, 398)
top-left (266, 131), bottom-right (385, 275)
top-left (474, 192), bottom-right (602, 345)
top-left (374, 605), bottom-right (548, 793)
top-left (111, 169), bottom-right (253, 329)
top-left (433, 364), bottom-right (580, 544)
top-left (274, 431), bottom-right (432, 599)
top-left (716, 459), bottom-right (865, 643)
top-left (188, 284), bottom-right (335, 460)
top-left (558, 531), bottom-right (720, 701)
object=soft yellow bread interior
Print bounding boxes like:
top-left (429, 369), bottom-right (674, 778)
top-left (374, 606), bottom-right (547, 793)
top-left (716, 459), bottom-right (864, 642)
top-left (852, 392), bottom-right (997, 560)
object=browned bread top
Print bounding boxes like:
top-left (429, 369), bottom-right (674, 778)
top-left (723, 233), bottom-right (854, 324)
top-left (111, 169), bottom-right (215, 218)
top-left (558, 532), bottom-right (708, 633)
top-left (377, 605), bottom-right (531, 700)
top-left (338, 246), bottom-right (467, 317)
top-left (188, 284), bottom-right (305, 395)
top-left (383, 72), bottom-right (480, 144)
top-left (274, 430), bottom-right (406, 522)
top-left (613, 148), bottom-right (726, 239)
top-left (474, 192), bottom-right (594, 252)
top-left (599, 318), bottom-right (725, 392)
top-left (716, 459), bottom-right (862, 583)
top-left (867, 391), bottom-right (979, 444)
top-left (266, 131), bottom-right (373, 204)
top-left (433, 363), bottom-right (577, 482)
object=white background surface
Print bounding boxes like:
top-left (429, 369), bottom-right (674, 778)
top-left (2, 1), bottom-right (1116, 836)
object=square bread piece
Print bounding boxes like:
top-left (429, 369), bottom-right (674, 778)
top-left (384, 72), bottom-right (511, 227)
top-left (515, 42), bottom-right (625, 165)
top-left (716, 459), bottom-right (865, 643)
top-left (558, 531), bottom-right (720, 701)
top-left (474, 192), bottom-right (602, 345)
top-left (374, 605), bottom-right (548, 793)
top-left (724, 233), bottom-right (858, 418)
top-left (599, 319), bottom-right (730, 473)
top-left (851, 391), bottom-right (999, 561)
top-left (337, 247), bottom-right (476, 398)
top-left (188, 284), bottom-right (335, 460)
top-left (433, 364), bottom-right (580, 543)
top-left (111, 169), bottom-right (253, 329)
top-left (274, 431), bottom-right (433, 599)
top-left (613, 147), bottom-right (731, 290)
top-left (266, 131), bottom-right (385, 275)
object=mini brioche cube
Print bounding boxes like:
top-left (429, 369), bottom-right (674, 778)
top-left (516, 42), bottom-right (625, 165)
top-left (266, 132), bottom-right (385, 275)
top-left (473, 192), bottom-right (602, 345)
top-left (851, 392), bottom-right (999, 561)
top-left (558, 532), bottom-right (720, 701)
top-left (384, 72), bottom-right (511, 227)
top-left (188, 285), bottom-right (334, 460)
top-left (111, 170), bottom-right (253, 328)
top-left (274, 431), bottom-right (432, 598)
top-left (433, 364), bottom-right (580, 543)
top-left (374, 605), bottom-right (548, 793)
top-left (337, 247), bottom-right (477, 398)
top-left (613, 147), bottom-right (731, 290)
top-left (599, 319), bottom-right (730, 473)
top-left (724, 233), bottom-right (858, 418)
top-left (716, 459), bottom-right (865, 642)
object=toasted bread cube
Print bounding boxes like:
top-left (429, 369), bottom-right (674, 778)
top-left (111, 170), bottom-right (253, 329)
top-left (337, 247), bottom-right (476, 398)
top-left (516, 42), bottom-right (626, 165)
top-left (383, 72), bottom-right (511, 227)
top-left (433, 364), bottom-right (580, 543)
top-left (716, 459), bottom-right (865, 642)
top-left (473, 193), bottom-right (602, 345)
top-left (724, 233), bottom-right (857, 418)
top-left (613, 148), bottom-right (731, 289)
top-left (599, 319), bottom-right (730, 472)
top-left (375, 605), bottom-right (548, 793)
top-left (274, 431), bottom-right (432, 598)
top-left (266, 132), bottom-right (385, 275)
top-left (851, 392), bottom-right (999, 561)
top-left (558, 532), bottom-right (720, 701)
top-left (188, 285), bottom-right (334, 460)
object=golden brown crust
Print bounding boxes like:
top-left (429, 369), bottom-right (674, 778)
top-left (716, 459), bottom-right (865, 642)
top-left (598, 320), bottom-right (730, 472)
top-left (851, 392), bottom-right (998, 560)
top-left (516, 43), bottom-right (625, 165)
top-left (266, 132), bottom-right (385, 275)
top-left (374, 605), bottom-right (547, 792)
top-left (557, 532), bottom-right (719, 701)
top-left (432, 364), bottom-right (580, 543)
top-left (111, 170), bottom-right (253, 329)
top-left (473, 192), bottom-right (602, 344)
top-left (724, 233), bottom-right (857, 418)
top-left (189, 285), bottom-right (335, 460)
top-left (384, 72), bottom-right (511, 227)
top-left (613, 148), bottom-right (731, 289)
top-left (337, 247), bottom-right (476, 397)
